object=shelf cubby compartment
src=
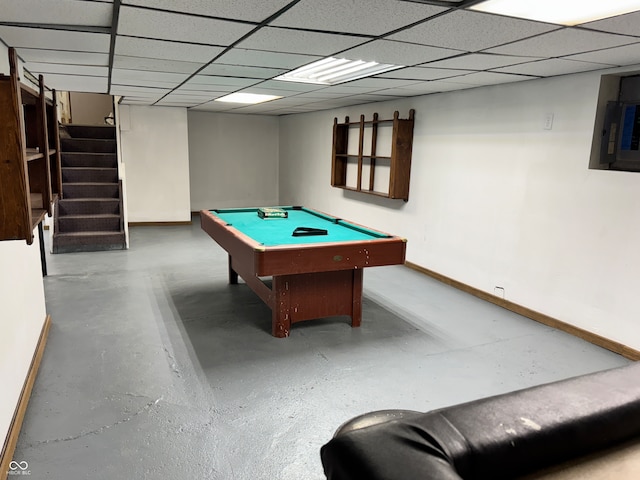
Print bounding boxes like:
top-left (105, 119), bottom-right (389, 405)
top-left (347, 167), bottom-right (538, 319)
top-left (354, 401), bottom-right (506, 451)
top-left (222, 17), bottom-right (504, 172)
top-left (331, 110), bottom-right (415, 201)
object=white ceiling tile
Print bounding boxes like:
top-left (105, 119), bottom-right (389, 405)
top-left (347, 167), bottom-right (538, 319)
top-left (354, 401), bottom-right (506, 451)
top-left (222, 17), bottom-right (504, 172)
top-left (178, 81), bottom-right (238, 93)
top-left (190, 101), bottom-right (238, 112)
top-left (0, 26), bottom-right (110, 52)
top-left (236, 27), bottom-right (366, 56)
top-left (376, 66), bottom-right (470, 81)
top-left (257, 80), bottom-right (326, 92)
top-left (277, 107), bottom-right (325, 114)
top-left (163, 94), bottom-right (217, 102)
top-left (564, 43), bottom-right (640, 67)
top-left (186, 75), bottom-right (263, 88)
top-left (297, 87), bottom-right (353, 101)
top-left (485, 28), bottom-right (638, 57)
top-left (173, 87), bottom-right (230, 97)
top-left (230, 105), bottom-right (280, 114)
top-left (341, 40), bottom-right (460, 66)
top-left (374, 83), bottom-right (442, 95)
top-left (340, 78), bottom-right (423, 89)
top-left (371, 86), bottom-right (432, 96)
top-left (389, 10), bottom-right (559, 52)
top-left (111, 69), bottom-right (190, 84)
top-left (117, 80), bottom-right (185, 89)
top-left (110, 85), bottom-right (169, 96)
top-left (122, 0), bottom-right (292, 23)
top-left (216, 48), bottom-right (320, 69)
top-left (16, 48), bottom-right (109, 66)
top-left (580, 11), bottom-right (640, 37)
top-left (353, 94), bottom-right (404, 102)
top-left (493, 58), bottom-right (610, 77)
top-left (446, 71), bottom-right (537, 86)
top-left (44, 74), bottom-right (108, 93)
top-left (269, 110), bottom-right (302, 115)
top-left (270, 0), bottom-right (446, 36)
top-left (154, 100), bottom-right (194, 106)
top-left (115, 36), bottom-right (225, 62)
top-left (422, 53), bottom-right (537, 70)
top-left (293, 91), bottom-right (354, 99)
top-left (246, 86), bottom-right (313, 97)
top-left (110, 86), bottom-right (169, 94)
top-left (1, 0), bottom-right (113, 26)
top-left (200, 63), bottom-right (286, 78)
top-left (263, 97), bottom-right (315, 106)
top-left (305, 98), bottom-right (362, 108)
top-left (307, 85), bottom-right (378, 94)
top-left (375, 82), bottom-right (469, 96)
top-left (400, 80), bottom-right (477, 93)
top-left (118, 6), bottom-right (254, 45)
top-left (114, 55), bottom-right (203, 74)
top-left (166, 90), bottom-right (218, 98)
top-left (25, 63), bottom-right (108, 76)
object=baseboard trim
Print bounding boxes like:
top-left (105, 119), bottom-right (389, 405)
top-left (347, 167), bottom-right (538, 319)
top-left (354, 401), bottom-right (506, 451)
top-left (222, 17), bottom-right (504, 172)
top-left (0, 315), bottom-right (51, 480)
top-left (404, 261), bottom-right (640, 361)
top-left (128, 221), bottom-right (192, 227)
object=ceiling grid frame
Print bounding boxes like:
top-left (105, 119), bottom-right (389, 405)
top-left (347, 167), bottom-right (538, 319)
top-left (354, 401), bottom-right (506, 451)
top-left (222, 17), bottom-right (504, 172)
top-left (0, 0), bottom-right (637, 113)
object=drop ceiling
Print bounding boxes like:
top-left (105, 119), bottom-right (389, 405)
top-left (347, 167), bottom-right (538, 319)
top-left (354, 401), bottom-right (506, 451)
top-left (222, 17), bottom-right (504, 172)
top-left (1, 0), bottom-right (639, 115)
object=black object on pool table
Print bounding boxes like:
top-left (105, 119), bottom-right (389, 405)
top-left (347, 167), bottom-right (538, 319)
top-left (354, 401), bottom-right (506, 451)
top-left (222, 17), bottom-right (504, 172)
top-left (258, 207), bottom-right (288, 219)
top-left (292, 227), bottom-right (328, 237)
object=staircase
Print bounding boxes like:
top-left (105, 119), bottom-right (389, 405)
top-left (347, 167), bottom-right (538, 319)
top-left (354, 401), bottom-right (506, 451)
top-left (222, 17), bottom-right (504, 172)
top-left (53, 124), bottom-right (126, 253)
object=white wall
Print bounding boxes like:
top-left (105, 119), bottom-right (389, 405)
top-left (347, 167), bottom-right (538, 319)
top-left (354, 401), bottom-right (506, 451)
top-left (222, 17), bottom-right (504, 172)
top-left (119, 106), bottom-right (191, 223)
top-left (69, 93), bottom-right (113, 125)
top-left (0, 231), bottom-right (47, 458)
top-left (279, 68), bottom-right (640, 352)
top-left (188, 111), bottom-right (279, 211)
top-left (0, 41), bottom-right (48, 458)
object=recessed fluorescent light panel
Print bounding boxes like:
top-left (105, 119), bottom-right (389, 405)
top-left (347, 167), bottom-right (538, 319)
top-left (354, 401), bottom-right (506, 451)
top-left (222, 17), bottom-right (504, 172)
top-left (275, 57), bottom-right (404, 85)
top-left (470, 0), bottom-right (640, 26)
top-left (215, 92), bottom-right (282, 104)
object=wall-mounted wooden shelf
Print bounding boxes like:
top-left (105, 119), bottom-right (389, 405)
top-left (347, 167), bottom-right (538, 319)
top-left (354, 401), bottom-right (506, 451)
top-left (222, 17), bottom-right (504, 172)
top-left (0, 47), bottom-right (62, 244)
top-left (331, 110), bottom-right (415, 202)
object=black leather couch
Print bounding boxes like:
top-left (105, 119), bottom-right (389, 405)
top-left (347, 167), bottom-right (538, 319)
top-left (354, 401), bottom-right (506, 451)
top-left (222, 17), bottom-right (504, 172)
top-left (321, 362), bottom-right (640, 479)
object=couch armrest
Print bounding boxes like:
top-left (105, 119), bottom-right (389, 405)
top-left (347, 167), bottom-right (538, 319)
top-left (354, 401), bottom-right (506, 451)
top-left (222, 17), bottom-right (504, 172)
top-left (321, 362), bottom-right (640, 480)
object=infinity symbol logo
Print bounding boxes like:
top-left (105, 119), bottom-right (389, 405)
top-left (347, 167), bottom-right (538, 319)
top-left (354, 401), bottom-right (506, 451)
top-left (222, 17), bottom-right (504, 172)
top-left (9, 461), bottom-right (28, 471)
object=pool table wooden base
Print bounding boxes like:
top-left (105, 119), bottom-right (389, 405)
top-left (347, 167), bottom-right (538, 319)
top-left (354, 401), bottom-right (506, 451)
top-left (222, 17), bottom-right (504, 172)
top-left (228, 254), bottom-right (363, 337)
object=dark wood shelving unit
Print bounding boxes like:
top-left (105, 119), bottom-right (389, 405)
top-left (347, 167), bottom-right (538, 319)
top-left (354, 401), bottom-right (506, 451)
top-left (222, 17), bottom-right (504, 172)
top-left (331, 110), bottom-right (415, 201)
top-left (0, 47), bottom-right (62, 245)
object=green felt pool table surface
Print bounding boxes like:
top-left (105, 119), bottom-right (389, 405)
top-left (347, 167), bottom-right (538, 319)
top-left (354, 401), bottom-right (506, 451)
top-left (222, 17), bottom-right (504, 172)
top-left (210, 206), bottom-right (388, 247)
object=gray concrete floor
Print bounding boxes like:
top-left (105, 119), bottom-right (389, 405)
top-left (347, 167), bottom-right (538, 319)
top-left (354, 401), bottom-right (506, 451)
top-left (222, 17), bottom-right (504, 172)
top-left (14, 220), bottom-right (630, 479)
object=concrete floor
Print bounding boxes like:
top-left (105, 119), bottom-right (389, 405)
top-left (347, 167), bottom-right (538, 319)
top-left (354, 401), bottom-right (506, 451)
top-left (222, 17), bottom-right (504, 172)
top-left (14, 220), bottom-right (630, 479)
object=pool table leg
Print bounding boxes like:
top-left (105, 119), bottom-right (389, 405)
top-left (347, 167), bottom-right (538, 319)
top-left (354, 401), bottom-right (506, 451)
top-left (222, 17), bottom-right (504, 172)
top-left (228, 254), bottom-right (238, 284)
top-left (272, 276), bottom-right (291, 338)
top-left (351, 268), bottom-right (363, 328)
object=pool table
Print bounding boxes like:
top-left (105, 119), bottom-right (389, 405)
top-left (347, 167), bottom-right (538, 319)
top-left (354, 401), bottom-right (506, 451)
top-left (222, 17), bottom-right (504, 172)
top-left (200, 206), bottom-right (406, 337)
